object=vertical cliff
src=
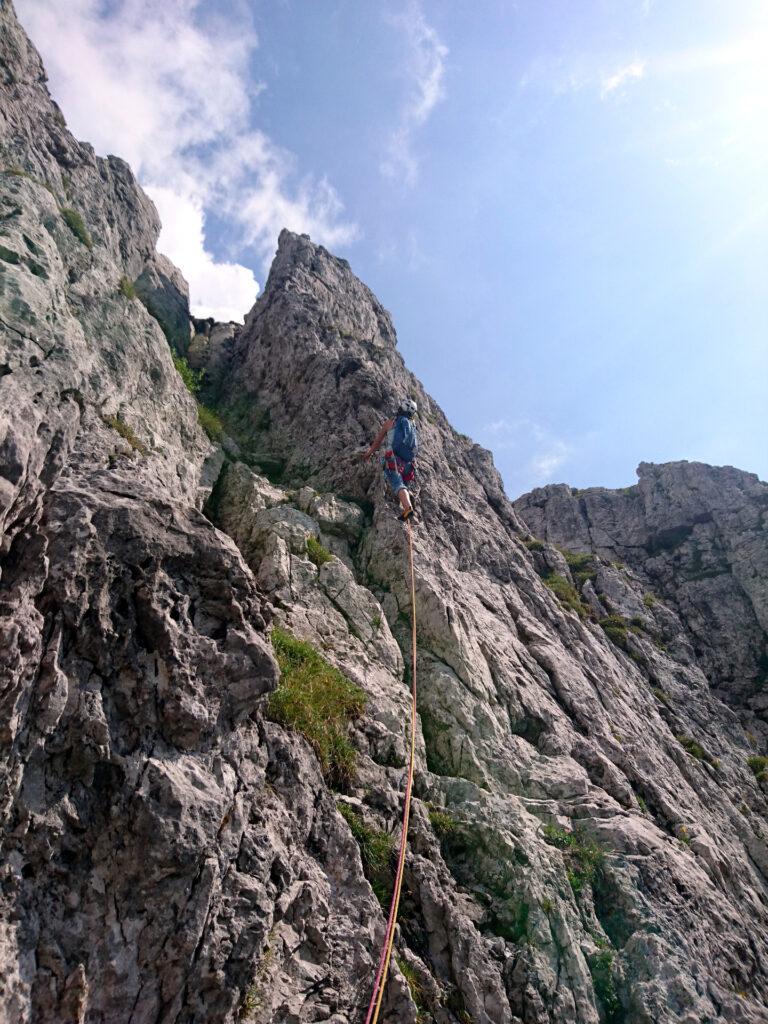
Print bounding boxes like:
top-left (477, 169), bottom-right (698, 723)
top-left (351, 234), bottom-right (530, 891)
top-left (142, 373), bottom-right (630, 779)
top-left (2, 3), bottom-right (768, 1023)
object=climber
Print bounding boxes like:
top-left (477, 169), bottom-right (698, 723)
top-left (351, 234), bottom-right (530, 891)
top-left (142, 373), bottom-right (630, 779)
top-left (364, 398), bottom-right (419, 522)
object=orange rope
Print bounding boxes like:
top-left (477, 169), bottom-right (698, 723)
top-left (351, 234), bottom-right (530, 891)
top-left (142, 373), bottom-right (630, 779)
top-left (364, 519), bottom-right (418, 1024)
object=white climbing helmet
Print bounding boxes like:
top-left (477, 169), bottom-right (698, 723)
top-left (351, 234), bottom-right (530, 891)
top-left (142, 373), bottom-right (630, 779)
top-left (399, 397), bottom-right (418, 417)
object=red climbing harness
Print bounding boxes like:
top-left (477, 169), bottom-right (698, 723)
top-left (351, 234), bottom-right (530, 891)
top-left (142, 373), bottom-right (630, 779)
top-left (384, 449), bottom-right (416, 485)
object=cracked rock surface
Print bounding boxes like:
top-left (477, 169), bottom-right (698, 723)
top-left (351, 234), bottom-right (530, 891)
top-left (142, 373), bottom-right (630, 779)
top-left (2, 3), bottom-right (768, 1023)
top-left (515, 464), bottom-right (768, 732)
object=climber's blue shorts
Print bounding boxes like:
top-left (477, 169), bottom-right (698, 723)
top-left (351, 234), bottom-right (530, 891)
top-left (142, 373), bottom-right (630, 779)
top-left (382, 452), bottom-right (414, 495)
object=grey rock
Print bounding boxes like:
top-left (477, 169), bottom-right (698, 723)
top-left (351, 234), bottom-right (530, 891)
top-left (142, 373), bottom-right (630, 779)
top-left (134, 252), bottom-right (192, 353)
top-left (515, 462), bottom-right (768, 727)
top-left (3, 4), bottom-right (768, 1023)
top-left (213, 227), bottom-right (768, 1023)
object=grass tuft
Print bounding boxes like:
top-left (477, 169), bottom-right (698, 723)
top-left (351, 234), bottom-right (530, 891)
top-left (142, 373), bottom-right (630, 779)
top-left (118, 275), bottom-right (136, 299)
top-left (599, 614), bottom-right (643, 650)
top-left (676, 734), bottom-right (717, 767)
top-left (560, 548), bottom-right (598, 586)
top-left (395, 956), bottom-right (426, 1013)
top-left (542, 823), bottom-right (605, 894)
top-left (588, 949), bottom-right (621, 1023)
top-left (747, 756), bottom-right (768, 783)
top-left (172, 351), bottom-right (202, 394)
top-left (102, 415), bottom-right (149, 456)
top-left (542, 573), bottom-right (590, 619)
top-left (61, 207), bottom-right (92, 249)
top-left (523, 537), bottom-right (545, 552)
top-left (337, 802), bottom-right (395, 907)
top-left (307, 535), bottom-right (334, 567)
top-left (428, 808), bottom-right (456, 839)
top-left (197, 404), bottom-right (223, 441)
top-left (269, 627), bottom-right (366, 785)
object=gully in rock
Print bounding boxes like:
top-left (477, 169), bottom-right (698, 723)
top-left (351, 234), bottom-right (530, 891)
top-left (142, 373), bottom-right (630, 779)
top-left (364, 396), bottom-right (419, 522)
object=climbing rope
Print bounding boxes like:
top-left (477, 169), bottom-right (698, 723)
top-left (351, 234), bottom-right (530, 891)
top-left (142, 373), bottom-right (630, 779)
top-left (364, 519), bottom-right (418, 1024)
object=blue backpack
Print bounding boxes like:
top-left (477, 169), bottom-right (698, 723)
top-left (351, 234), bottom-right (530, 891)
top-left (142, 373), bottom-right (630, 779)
top-left (392, 414), bottom-right (418, 462)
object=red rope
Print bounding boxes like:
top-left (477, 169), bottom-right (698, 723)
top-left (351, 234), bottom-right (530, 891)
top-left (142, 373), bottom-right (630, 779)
top-left (363, 519), bottom-right (418, 1023)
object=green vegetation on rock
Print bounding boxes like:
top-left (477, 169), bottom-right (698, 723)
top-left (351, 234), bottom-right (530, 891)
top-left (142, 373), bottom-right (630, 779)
top-left (118, 275), bottom-right (136, 299)
top-left (676, 734), bottom-right (717, 767)
top-left (269, 627), bottom-right (366, 785)
top-left (61, 207), bottom-right (92, 249)
top-left (542, 573), bottom-right (590, 619)
top-left (395, 956), bottom-right (426, 1017)
top-left (543, 823), bottom-right (605, 894)
top-left (523, 537), bottom-right (545, 552)
top-left (197, 404), bottom-right (223, 441)
top-left (559, 548), bottom-right (598, 586)
top-left (428, 807), bottom-right (456, 838)
top-left (306, 535), bottom-right (334, 567)
top-left (172, 351), bottom-right (202, 394)
top-left (102, 414), bottom-right (148, 456)
top-left (492, 900), bottom-right (530, 944)
top-left (747, 756), bottom-right (768, 782)
top-left (599, 614), bottom-right (643, 651)
top-left (337, 802), bottom-right (395, 907)
top-left (588, 948), bottom-right (621, 1023)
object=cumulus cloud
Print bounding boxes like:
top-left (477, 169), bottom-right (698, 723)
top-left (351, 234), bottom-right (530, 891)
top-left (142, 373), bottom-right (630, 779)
top-left (601, 59), bottom-right (647, 98)
top-left (146, 187), bottom-right (261, 322)
top-left (382, 2), bottom-right (448, 187)
top-left (481, 417), bottom-right (572, 488)
top-left (16, 0), bottom-right (358, 321)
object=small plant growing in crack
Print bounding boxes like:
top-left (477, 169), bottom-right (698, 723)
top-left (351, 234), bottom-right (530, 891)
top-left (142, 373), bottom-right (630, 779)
top-left (306, 535), bottom-right (333, 567)
top-left (268, 626), bottom-right (365, 786)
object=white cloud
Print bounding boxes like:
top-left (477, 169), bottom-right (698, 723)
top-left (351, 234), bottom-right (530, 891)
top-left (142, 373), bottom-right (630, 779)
top-left (382, 2), bottom-right (448, 187)
top-left (146, 187), bottom-right (259, 322)
top-left (601, 60), bottom-right (647, 98)
top-left (519, 53), bottom-right (647, 101)
top-left (201, 135), bottom-right (359, 258)
top-left (16, 0), bottom-right (358, 321)
top-left (481, 418), bottom-right (571, 486)
top-left (531, 443), bottom-right (570, 480)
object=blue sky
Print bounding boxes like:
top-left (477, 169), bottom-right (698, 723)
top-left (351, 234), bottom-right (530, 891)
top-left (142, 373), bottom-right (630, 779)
top-left (17, 0), bottom-right (768, 495)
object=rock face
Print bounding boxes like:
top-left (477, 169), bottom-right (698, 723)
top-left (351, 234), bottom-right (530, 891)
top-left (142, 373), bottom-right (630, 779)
top-left (3, 3), bottom-right (768, 1023)
top-left (515, 464), bottom-right (768, 732)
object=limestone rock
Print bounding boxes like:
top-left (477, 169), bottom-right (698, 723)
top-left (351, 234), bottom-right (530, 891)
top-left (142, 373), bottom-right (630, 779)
top-left (3, 3), bottom-right (768, 1023)
top-left (134, 252), bottom-right (192, 353)
top-left (515, 462), bottom-right (768, 728)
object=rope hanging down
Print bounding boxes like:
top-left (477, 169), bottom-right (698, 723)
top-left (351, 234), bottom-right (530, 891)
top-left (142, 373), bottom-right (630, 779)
top-left (364, 520), bottom-right (418, 1024)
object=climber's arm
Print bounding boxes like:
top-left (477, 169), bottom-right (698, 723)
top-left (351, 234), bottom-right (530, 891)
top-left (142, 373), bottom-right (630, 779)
top-left (364, 418), bottom-right (395, 460)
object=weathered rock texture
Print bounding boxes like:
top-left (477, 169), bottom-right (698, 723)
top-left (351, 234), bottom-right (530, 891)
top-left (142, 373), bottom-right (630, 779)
top-left (2, 3), bottom-right (768, 1023)
top-left (515, 464), bottom-right (768, 732)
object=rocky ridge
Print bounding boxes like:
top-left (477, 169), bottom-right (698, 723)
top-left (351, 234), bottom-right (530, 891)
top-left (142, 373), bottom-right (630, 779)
top-left (515, 465), bottom-right (768, 731)
top-left (2, 3), bottom-right (768, 1023)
